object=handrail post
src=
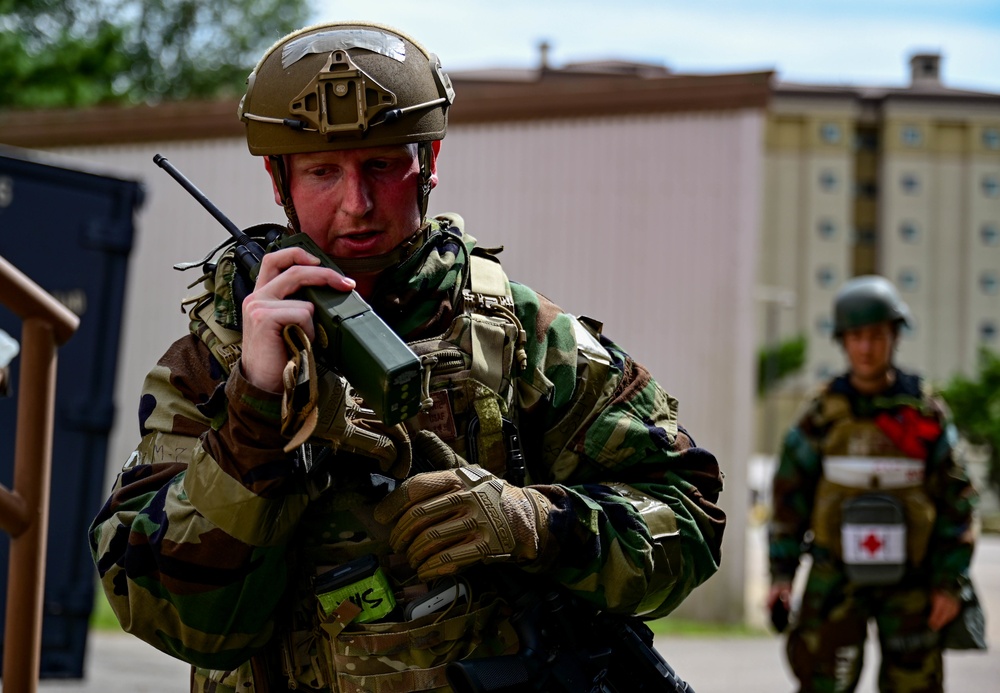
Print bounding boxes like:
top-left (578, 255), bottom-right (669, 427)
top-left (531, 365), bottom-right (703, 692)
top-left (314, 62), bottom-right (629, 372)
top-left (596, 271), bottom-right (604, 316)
top-left (0, 255), bottom-right (79, 692)
top-left (2, 318), bottom-right (58, 692)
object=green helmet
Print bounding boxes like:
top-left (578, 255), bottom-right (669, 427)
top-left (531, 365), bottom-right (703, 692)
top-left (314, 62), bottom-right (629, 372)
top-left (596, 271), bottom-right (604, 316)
top-left (238, 22), bottom-right (456, 224)
top-left (833, 275), bottom-right (911, 337)
top-left (239, 22), bottom-right (454, 154)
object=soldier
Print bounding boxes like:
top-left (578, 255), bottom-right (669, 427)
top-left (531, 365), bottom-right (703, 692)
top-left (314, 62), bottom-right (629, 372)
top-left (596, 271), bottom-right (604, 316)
top-left (767, 275), bottom-right (978, 692)
top-left (90, 21), bottom-right (726, 693)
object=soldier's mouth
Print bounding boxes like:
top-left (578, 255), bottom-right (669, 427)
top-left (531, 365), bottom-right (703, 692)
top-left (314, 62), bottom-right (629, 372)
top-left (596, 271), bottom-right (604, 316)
top-left (336, 230), bottom-right (384, 255)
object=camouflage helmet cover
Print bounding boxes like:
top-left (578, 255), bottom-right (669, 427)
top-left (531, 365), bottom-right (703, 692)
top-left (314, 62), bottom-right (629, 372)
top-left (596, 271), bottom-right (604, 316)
top-left (833, 275), bottom-right (911, 337)
top-left (239, 22), bottom-right (455, 155)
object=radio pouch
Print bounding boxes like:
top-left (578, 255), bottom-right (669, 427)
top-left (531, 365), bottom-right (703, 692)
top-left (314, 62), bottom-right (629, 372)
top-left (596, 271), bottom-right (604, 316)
top-left (840, 493), bottom-right (907, 586)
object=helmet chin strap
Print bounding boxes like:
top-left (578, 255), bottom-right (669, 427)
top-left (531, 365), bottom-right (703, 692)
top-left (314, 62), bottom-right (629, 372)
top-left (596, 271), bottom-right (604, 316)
top-left (268, 155), bottom-right (301, 233)
top-left (417, 141), bottom-right (434, 219)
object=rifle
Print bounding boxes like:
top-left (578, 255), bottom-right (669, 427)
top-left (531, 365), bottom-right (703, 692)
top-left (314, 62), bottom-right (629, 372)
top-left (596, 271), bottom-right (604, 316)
top-left (152, 154), bottom-right (423, 425)
top-left (446, 569), bottom-right (695, 692)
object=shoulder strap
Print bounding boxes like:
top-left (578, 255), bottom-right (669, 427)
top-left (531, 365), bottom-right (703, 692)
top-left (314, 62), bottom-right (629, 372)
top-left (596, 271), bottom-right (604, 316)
top-left (192, 296), bottom-right (243, 374)
top-left (186, 256), bottom-right (245, 375)
top-left (464, 252), bottom-right (518, 396)
top-left (468, 250), bottom-right (511, 301)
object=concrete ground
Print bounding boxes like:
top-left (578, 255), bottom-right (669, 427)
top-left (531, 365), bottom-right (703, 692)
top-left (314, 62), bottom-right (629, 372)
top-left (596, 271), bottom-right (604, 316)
top-left (35, 531), bottom-right (1000, 693)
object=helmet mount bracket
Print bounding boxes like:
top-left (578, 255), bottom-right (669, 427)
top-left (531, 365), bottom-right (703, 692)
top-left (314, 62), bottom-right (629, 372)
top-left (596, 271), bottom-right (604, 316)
top-left (289, 50), bottom-right (397, 137)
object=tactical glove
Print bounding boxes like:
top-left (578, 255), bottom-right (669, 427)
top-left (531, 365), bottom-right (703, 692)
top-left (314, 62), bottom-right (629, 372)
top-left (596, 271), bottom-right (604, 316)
top-left (280, 324), bottom-right (411, 478)
top-left (374, 465), bottom-right (553, 581)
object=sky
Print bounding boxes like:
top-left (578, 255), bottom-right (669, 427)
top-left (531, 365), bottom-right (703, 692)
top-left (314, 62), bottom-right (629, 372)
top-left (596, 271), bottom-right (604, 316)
top-left (312, 0), bottom-right (1000, 93)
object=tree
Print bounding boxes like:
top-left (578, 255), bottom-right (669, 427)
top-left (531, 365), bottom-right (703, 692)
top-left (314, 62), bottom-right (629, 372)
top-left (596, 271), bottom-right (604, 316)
top-left (938, 347), bottom-right (1000, 494)
top-left (0, 0), bottom-right (309, 109)
top-left (757, 334), bottom-right (807, 397)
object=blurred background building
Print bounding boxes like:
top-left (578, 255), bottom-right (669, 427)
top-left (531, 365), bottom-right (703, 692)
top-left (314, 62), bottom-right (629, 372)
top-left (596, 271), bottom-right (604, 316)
top-left (757, 53), bottom-right (1000, 456)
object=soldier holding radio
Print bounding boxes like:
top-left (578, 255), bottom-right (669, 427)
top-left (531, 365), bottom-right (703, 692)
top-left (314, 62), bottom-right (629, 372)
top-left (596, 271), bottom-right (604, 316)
top-left (91, 21), bottom-right (724, 692)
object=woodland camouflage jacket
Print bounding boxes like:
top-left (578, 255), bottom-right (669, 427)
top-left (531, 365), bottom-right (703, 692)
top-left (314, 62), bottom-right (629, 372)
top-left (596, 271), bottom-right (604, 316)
top-left (90, 217), bottom-right (726, 691)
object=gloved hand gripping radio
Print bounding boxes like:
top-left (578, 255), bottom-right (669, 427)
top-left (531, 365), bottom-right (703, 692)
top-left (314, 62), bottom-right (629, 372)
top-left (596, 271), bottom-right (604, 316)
top-left (154, 154), bottom-right (424, 425)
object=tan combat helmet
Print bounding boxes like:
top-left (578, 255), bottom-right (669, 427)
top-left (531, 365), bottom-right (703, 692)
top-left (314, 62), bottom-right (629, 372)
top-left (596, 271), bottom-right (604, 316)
top-left (238, 22), bottom-right (456, 226)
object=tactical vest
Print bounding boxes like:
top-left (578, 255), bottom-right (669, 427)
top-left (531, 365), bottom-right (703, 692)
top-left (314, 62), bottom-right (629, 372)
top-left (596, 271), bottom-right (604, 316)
top-left (183, 236), bottom-right (609, 692)
top-left (809, 391), bottom-right (936, 587)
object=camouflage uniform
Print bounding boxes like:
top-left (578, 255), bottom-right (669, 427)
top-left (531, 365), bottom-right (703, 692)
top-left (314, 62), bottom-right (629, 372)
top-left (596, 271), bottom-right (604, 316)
top-left (769, 369), bottom-right (977, 693)
top-left (91, 217), bottom-right (726, 692)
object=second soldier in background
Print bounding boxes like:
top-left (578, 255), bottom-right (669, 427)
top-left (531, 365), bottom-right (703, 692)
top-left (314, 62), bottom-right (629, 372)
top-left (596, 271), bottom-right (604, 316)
top-left (768, 276), bottom-right (977, 693)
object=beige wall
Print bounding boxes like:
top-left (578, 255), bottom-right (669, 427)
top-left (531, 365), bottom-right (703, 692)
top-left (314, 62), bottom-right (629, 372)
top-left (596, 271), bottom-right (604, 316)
top-left (51, 106), bottom-right (766, 622)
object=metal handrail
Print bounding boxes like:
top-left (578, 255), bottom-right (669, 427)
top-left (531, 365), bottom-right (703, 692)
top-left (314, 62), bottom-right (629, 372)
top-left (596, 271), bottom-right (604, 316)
top-left (0, 254), bottom-right (79, 692)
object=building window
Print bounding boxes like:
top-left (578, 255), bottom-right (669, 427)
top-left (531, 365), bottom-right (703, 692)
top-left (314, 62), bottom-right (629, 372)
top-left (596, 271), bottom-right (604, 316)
top-left (899, 221), bottom-right (920, 243)
top-left (817, 219), bottom-right (837, 240)
top-left (981, 321), bottom-right (998, 343)
top-left (984, 128), bottom-right (1000, 150)
top-left (855, 228), bottom-right (877, 245)
top-left (983, 175), bottom-right (1000, 198)
top-left (981, 271), bottom-right (999, 295)
top-left (855, 130), bottom-right (879, 151)
top-left (898, 268), bottom-right (919, 292)
top-left (901, 174), bottom-right (920, 195)
top-left (856, 181), bottom-right (878, 198)
top-left (901, 126), bottom-right (923, 147)
top-left (819, 170), bottom-right (838, 192)
top-left (815, 316), bottom-right (834, 337)
top-left (982, 223), bottom-right (1000, 246)
top-left (820, 122), bottom-right (841, 144)
top-left (816, 266), bottom-right (837, 288)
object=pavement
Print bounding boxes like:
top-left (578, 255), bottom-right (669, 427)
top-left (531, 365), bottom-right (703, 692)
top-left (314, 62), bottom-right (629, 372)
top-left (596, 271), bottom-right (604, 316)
top-left (35, 531), bottom-right (1000, 693)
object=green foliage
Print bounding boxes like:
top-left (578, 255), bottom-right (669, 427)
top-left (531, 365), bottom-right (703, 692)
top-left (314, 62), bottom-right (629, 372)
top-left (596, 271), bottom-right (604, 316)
top-left (939, 347), bottom-right (1000, 494)
top-left (91, 587), bottom-right (124, 631)
top-left (0, 0), bottom-right (309, 109)
top-left (757, 334), bottom-right (807, 397)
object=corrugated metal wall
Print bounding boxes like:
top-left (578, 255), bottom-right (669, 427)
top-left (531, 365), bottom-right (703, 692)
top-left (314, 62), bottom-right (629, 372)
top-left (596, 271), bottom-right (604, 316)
top-left (53, 106), bottom-right (764, 621)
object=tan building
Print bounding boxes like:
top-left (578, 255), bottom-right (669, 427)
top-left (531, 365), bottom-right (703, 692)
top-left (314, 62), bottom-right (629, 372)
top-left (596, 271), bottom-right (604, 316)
top-left (758, 54), bottom-right (1000, 453)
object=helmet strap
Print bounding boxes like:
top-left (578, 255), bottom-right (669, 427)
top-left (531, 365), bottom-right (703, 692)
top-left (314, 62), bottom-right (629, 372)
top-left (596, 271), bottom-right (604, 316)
top-left (268, 155), bottom-right (301, 233)
top-left (417, 141), bottom-right (434, 219)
